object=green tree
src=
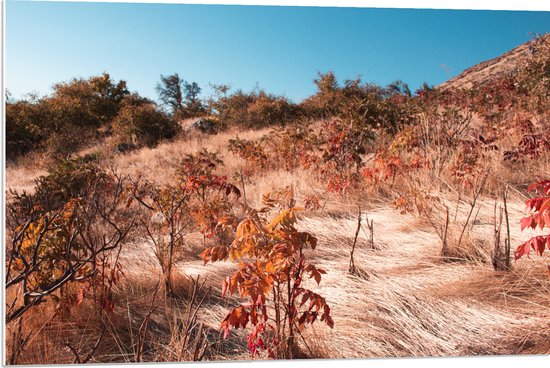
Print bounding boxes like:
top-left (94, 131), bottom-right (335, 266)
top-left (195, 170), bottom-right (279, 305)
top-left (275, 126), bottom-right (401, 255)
top-left (157, 73), bottom-right (185, 116)
top-left (184, 81), bottom-right (205, 116)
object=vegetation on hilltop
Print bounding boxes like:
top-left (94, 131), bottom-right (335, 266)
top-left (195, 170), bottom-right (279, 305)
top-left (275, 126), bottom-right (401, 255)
top-left (4, 34), bottom-right (550, 363)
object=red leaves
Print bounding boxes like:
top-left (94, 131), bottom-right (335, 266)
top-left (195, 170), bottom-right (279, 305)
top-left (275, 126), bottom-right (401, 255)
top-left (520, 216), bottom-right (536, 231)
top-left (516, 179), bottom-right (550, 262)
top-left (515, 235), bottom-right (550, 260)
top-left (295, 289), bottom-right (334, 329)
top-left (528, 180), bottom-right (550, 196)
top-left (362, 154), bottom-right (426, 186)
top-left (207, 204), bottom-right (333, 358)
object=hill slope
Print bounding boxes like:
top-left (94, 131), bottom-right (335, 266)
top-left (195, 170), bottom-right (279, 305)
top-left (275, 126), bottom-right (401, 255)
top-left (438, 38), bottom-right (536, 91)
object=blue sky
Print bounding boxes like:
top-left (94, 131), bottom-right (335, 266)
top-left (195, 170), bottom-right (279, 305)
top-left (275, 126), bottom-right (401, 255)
top-left (6, 1), bottom-right (550, 102)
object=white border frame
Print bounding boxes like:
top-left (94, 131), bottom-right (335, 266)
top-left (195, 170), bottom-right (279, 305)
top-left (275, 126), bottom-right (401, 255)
top-left (2, 1), bottom-right (550, 368)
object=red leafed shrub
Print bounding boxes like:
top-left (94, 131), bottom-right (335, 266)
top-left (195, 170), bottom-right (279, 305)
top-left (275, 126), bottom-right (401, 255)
top-left (200, 195), bottom-right (333, 359)
top-left (177, 149), bottom-right (241, 239)
top-left (514, 180), bottom-right (550, 260)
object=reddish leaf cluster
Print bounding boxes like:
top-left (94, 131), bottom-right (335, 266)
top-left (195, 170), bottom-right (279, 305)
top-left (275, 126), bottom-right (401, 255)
top-left (201, 203), bottom-right (333, 359)
top-left (515, 180), bottom-right (550, 260)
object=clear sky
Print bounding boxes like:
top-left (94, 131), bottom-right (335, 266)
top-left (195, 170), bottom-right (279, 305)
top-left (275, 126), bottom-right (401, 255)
top-left (6, 1), bottom-right (550, 102)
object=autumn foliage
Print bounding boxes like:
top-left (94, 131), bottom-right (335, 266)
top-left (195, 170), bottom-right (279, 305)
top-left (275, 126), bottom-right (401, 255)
top-left (514, 180), bottom-right (550, 260)
top-left (200, 192), bottom-right (333, 359)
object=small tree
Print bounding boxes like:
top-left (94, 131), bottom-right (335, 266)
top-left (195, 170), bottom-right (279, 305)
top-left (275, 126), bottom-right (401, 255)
top-left (157, 73), bottom-right (185, 116)
top-left (157, 74), bottom-right (204, 118)
top-left (201, 193), bottom-right (333, 359)
top-left (130, 179), bottom-right (190, 296)
top-left (130, 149), bottom-right (239, 296)
top-left (184, 81), bottom-right (205, 116)
top-left (177, 149), bottom-right (241, 242)
top-left (6, 163), bottom-right (133, 364)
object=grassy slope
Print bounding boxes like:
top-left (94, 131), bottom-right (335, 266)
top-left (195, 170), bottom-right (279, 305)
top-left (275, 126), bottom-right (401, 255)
top-left (6, 127), bottom-right (550, 362)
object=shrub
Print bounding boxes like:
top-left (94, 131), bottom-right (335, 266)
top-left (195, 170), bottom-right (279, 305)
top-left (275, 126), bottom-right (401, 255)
top-left (517, 34), bottom-right (550, 114)
top-left (300, 72), bottom-right (412, 135)
top-left (177, 149), bottom-right (241, 240)
top-left (6, 163), bottom-right (133, 326)
top-left (5, 99), bottom-right (48, 159)
top-left (49, 72), bottom-right (129, 129)
top-left (209, 88), bottom-right (299, 130)
top-left (514, 179), bottom-right (550, 260)
top-left (129, 149), bottom-right (240, 295)
top-left (112, 97), bottom-right (178, 148)
top-left (9, 155), bottom-right (105, 217)
top-left (129, 179), bottom-right (191, 296)
top-left (201, 193), bottom-right (333, 359)
top-left (6, 73), bottom-right (130, 159)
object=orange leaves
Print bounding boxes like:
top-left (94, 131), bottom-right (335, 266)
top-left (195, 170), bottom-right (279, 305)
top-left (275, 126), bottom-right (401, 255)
top-left (267, 208), bottom-right (298, 231)
top-left (221, 306), bottom-right (251, 339)
top-left (200, 246), bottom-right (229, 265)
top-left (228, 136), bottom-right (269, 172)
top-left (203, 201), bottom-right (332, 358)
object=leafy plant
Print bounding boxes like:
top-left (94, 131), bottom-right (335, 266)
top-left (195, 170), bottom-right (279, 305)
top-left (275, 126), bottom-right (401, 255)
top-left (514, 180), bottom-right (550, 260)
top-left (130, 179), bottom-right (191, 296)
top-left (8, 155), bottom-right (106, 224)
top-left (177, 149), bottom-right (241, 241)
top-left (112, 97), bottom-right (178, 148)
top-left (208, 87), bottom-right (298, 130)
top-left (201, 192), bottom-right (333, 359)
top-left (6, 168), bottom-right (133, 324)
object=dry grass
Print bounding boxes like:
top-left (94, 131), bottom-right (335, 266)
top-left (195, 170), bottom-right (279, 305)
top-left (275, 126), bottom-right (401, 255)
top-left (5, 126), bottom-right (550, 363)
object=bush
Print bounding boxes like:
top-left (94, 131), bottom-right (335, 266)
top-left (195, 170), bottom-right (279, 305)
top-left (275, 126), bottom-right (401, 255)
top-left (209, 88), bottom-right (299, 130)
top-left (112, 97), bottom-right (178, 148)
top-left (49, 73), bottom-right (129, 129)
top-left (300, 72), bottom-right (412, 135)
top-left (6, 73), bottom-right (130, 160)
top-left (6, 99), bottom-right (47, 159)
top-left (517, 34), bottom-right (550, 114)
top-left (201, 193), bottom-right (333, 359)
top-left (6, 162), bottom-right (133, 332)
top-left (9, 155), bottom-right (105, 217)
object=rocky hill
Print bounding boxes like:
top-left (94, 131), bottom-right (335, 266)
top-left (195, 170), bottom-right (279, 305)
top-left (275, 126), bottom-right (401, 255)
top-left (438, 37), bottom-right (538, 91)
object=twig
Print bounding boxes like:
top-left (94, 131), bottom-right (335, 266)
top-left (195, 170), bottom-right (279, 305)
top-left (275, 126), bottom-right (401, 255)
top-left (349, 206), bottom-right (362, 273)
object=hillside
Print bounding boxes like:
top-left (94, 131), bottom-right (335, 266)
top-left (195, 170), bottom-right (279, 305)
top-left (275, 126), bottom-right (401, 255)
top-left (438, 37), bottom-right (539, 91)
top-left (5, 34), bottom-right (550, 364)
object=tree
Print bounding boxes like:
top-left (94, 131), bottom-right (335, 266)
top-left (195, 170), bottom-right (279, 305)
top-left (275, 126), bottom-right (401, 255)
top-left (184, 82), bottom-right (201, 105)
top-left (50, 72), bottom-right (129, 128)
top-left (157, 73), bottom-right (185, 116)
top-left (112, 97), bottom-right (178, 148)
top-left (184, 81), bottom-right (205, 116)
top-left (201, 192), bottom-right (333, 359)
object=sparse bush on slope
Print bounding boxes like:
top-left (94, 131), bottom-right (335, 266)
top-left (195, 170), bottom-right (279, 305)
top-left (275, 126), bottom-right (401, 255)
top-left (112, 95), bottom-right (178, 148)
top-left (6, 73), bottom-right (129, 158)
top-left (209, 87), bottom-right (299, 130)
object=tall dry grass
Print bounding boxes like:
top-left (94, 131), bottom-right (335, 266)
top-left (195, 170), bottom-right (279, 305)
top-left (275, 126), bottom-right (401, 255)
top-left (5, 124), bottom-right (550, 364)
